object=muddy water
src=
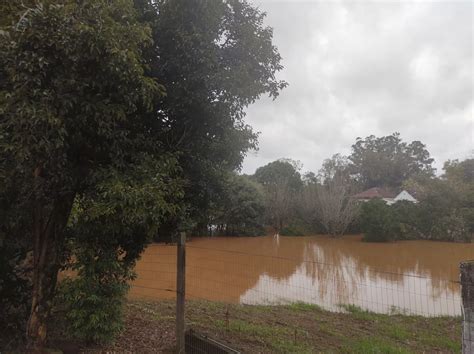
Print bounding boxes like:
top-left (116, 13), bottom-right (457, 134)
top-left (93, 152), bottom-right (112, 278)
top-left (130, 235), bottom-right (474, 316)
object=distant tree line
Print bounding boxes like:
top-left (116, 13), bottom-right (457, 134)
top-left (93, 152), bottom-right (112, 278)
top-left (202, 133), bottom-right (473, 243)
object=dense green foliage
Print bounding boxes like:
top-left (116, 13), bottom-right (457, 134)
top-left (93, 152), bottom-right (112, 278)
top-left (138, 0), bottom-right (287, 239)
top-left (396, 159), bottom-right (474, 242)
top-left (208, 174), bottom-right (266, 236)
top-left (360, 158), bottom-right (474, 244)
top-left (0, 238), bottom-right (31, 349)
top-left (254, 159), bottom-right (303, 230)
top-left (56, 278), bottom-right (127, 344)
top-left (0, 0), bottom-right (286, 347)
top-left (360, 200), bottom-right (399, 242)
top-left (279, 220), bottom-right (313, 236)
top-left (0, 0), bottom-right (173, 346)
top-left (349, 133), bottom-right (435, 189)
top-left (56, 156), bottom-right (183, 342)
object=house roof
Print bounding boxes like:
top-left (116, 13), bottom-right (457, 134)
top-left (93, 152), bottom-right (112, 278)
top-left (353, 187), bottom-right (396, 199)
top-left (394, 190), bottom-right (418, 202)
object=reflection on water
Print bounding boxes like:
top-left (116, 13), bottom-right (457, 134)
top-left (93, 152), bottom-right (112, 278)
top-left (130, 235), bottom-right (474, 316)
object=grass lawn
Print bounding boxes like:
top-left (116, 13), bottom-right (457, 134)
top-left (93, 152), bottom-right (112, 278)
top-left (85, 299), bottom-right (461, 353)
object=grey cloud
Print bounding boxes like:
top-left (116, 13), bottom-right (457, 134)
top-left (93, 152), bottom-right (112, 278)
top-left (242, 0), bottom-right (473, 175)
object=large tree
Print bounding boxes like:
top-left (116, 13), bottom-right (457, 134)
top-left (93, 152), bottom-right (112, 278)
top-left (1, 0), bottom-right (286, 347)
top-left (349, 133), bottom-right (435, 189)
top-left (314, 155), bottom-right (359, 236)
top-left (254, 159), bottom-right (303, 231)
top-left (0, 1), bottom-right (176, 348)
top-left (209, 173), bottom-right (265, 236)
top-left (137, 0), bottom-right (287, 237)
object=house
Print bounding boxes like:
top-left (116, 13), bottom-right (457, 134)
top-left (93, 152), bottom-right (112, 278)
top-left (352, 187), bottom-right (396, 203)
top-left (352, 187), bottom-right (417, 205)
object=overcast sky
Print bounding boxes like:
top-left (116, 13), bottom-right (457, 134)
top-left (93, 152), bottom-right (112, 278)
top-left (241, 0), bottom-right (473, 175)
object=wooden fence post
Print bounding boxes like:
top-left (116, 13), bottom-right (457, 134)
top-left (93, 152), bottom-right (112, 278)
top-left (176, 232), bottom-right (186, 353)
top-left (460, 260), bottom-right (474, 354)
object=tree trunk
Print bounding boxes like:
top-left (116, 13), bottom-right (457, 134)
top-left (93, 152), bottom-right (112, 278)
top-left (27, 189), bottom-right (75, 351)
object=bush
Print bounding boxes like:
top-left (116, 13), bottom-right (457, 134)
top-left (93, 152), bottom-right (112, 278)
top-left (280, 220), bottom-right (312, 236)
top-left (432, 212), bottom-right (471, 242)
top-left (56, 276), bottom-right (127, 344)
top-left (0, 238), bottom-right (31, 348)
top-left (360, 200), bottom-right (399, 242)
top-left (390, 201), bottom-right (426, 240)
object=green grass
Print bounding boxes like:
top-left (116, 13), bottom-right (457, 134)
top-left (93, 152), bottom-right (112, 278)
top-left (214, 318), bottom-right (311, 353)
top-left (339, 304), bottom-right (382, 321)
top-left (344, 338), bottom-right (413, 354)
top-left (418, 332), bottom-right (461, 352)
top-left (215, 318), bottom-right (284, 337)
top-left (385, 324), bottom-right (411, 340)
top-left (287, 301), bottom-right (322, 312)
top-left (70, 299), bottom-right (461, 353)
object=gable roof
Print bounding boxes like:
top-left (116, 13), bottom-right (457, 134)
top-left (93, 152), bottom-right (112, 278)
top-left (394, 190), bottom-right (417, 202)
top-left (353, 187), bottom-right (396, 199)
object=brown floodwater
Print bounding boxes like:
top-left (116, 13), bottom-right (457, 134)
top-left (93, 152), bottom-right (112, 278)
top-left (129, 235), bottom-right (474, 316)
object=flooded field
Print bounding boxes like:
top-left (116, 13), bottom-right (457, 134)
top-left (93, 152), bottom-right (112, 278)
top-left (130, 235), bottom-right (474, 316)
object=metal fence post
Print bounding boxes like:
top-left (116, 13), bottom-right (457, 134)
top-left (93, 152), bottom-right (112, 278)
top-left (460, 260), bottom-right (474, 354)
top-left (176, 232), bottom-right (186, 353)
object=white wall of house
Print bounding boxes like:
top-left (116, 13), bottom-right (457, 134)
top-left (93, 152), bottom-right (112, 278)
top-left (394, 190), bottom-right (417, 203)
top-left (384, 198), bottom-right (396, 205)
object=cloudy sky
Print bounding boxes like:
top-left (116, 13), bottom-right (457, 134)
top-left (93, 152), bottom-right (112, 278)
top-left (241, 0), bottom-right (473, 175)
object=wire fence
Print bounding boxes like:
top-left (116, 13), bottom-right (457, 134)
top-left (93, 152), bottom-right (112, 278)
top-left (128, 241), bottom-right (463, 318)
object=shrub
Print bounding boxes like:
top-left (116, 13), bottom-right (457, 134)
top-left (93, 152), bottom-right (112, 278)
top-left (360, 199), bottom-right (399, 242)
top-left (56, 243), bottom-right (133, 344)
top-left (391, 201), bottom-right (425, 240)
top-left (432, 212), bottom-right (471, 242)
top-left (280, 220), bottom-right (312, 236)
top-left (56, 275), bottom-right (127, 344)
top-left (0, 238), bottom-right (31, 348)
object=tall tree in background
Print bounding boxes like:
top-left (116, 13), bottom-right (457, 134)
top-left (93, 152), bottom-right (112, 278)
top-left (254, 159), bottom-right (303, 231)
top-left (209, 173), bottom-right (265, 236)
top-left (349, 133), bottom-right (435, 189)
top-left (315, 155), bottom-right (359, 236)
top-left (0, 1), bottom-right (176, 348)
top-left (137, 0), bottom-right (287, 237)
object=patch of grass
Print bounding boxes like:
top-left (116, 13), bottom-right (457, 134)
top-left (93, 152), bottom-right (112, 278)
top-left (215, 318), bottom-right (286, 338)
top-left (272, 338), bottom-right (312, 353)
top-left (317, 322), bottom-right (337, 336)
top-left (152, 314), bottom-right (174, 321)
top-left (60, 299), bottom-right (461, 353)
top-left (214, 317), bottom-right (312, 353)
top-left (389, 305), bottom-right (410, 315)
top-left (286, 301), bottom-right (322, 312)
top-left (386, 324), bottom-right (410, 340)
top-left (345, 337), bottom-right (413, 354)
top-left (339, 304), bottom-right (380, 321)
top-left (418, 332), bottom-right (461, 352)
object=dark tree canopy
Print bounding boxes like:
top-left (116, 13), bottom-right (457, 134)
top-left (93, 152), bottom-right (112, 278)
top-left (137, 0), bottom-right (287, 235)
top-left (209, 173), bottom-right (265, 236)
top-left (0, 0), bottom-right (175, 347)
top-left (318, 153), bottom-right (351, 185)
top-left (0, 0), bottom-right (287, 347)
top-left (254, 159), bottom-right (302, 230)
top-left (349, 133), bottom-right (435, 189)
